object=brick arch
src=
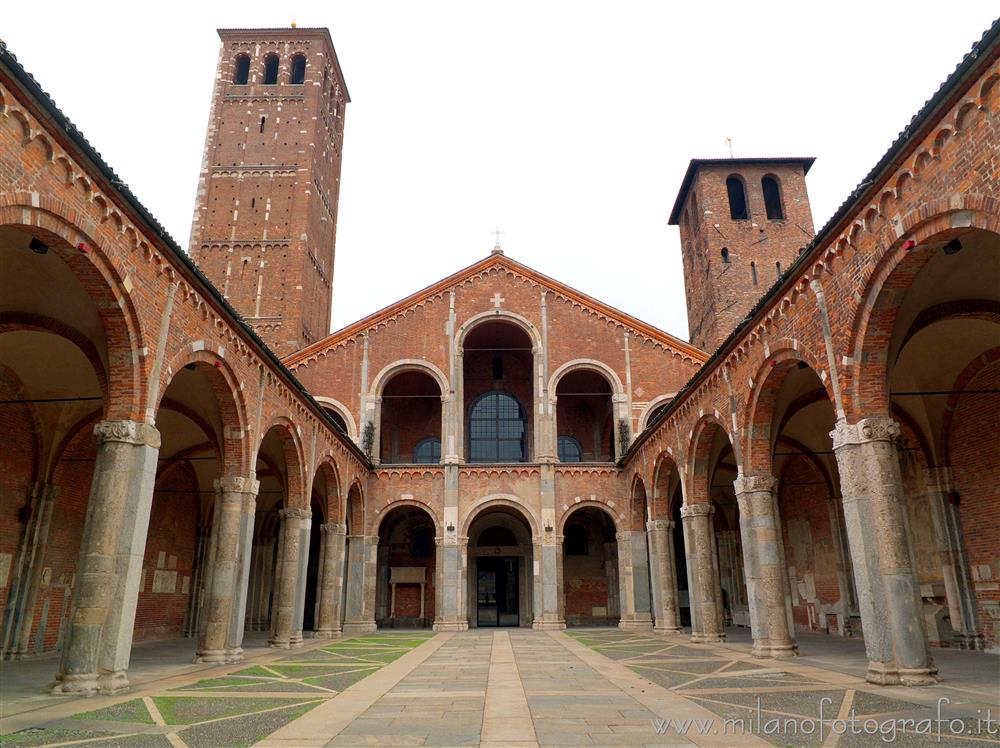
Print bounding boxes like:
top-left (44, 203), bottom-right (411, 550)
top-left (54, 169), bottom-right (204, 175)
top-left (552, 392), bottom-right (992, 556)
top-left (256, 417), bottom-right (307, 509)
top-left (547, 358), bottom-right (625, 396)
top-left (313, 397), bottom-right (357, 442)
top-left (685, 414), bottom-right (735, 506)
top-left (651, 451), bottom-right (681, 520)
top-left (0, 202), bottom-right (147, 420)
top-left (456, 309), bottom-right (543, 354)
top-left (158, 348), bottom-right (249, 475)
top-left (629, 473), bottom-right (648, 528)
top-left (743, 344), bottom-right (833, 475)
top-left (637, 394), bottom-right (677, 433)
top-left (558, 500), bottom-right (622, 534)
top-left (346, 479), bottom-right (365, 534)
top-left (848, 207), bottom-right (1000, 419)
top-left (369, 358), bottom-right (449, 399)
top-left (372, 500), bottom-right (440, 538)
top-left (461, 495), bottom-right (539, 539)
top-left (310, 458), bottom-right (341, 525)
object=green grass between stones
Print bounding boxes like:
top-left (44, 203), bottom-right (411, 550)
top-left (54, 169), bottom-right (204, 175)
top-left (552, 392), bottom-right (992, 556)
top-left (71, 698), bottom-right (155, 724)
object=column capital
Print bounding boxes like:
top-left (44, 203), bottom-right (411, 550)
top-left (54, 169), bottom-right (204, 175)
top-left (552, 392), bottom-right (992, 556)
top-left (830, 416), bottom-right (899, 449)
top-left (733, 472), bottom-right (775, 495)
top-left (321, 522), bottom-right (347, 535)
top-left (215, 475), bottom-right (260, 495)
top-left (435, 534), bottom-right (469, 547)
top-left (279, 506), bottom-right (312, 521)
top-left (616, 529), bottom-right (644, 542)
top-left (647, 519), bottom-right (674, 531)
top-left (680, 502), bottom-right (713, 518)
top-left (94, 419), bottom-right (161, 449)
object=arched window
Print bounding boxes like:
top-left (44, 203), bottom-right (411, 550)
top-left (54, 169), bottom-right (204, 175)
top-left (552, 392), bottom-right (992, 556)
top-left (233, 55), bottom-right (250, 84)
top-left (263, 54), bottom-right (279, 85)
top-left (290, 54), bottom-right (306, 84)
top-left (469, 391), bottom-right (527, 463)
top-left (762, 176), bottom-right (784, 220)
top-left (322, 407), bottom-right (348, 436)
top-left (565, 523), bottom-right (588, 555)
top-left (726, 175), bottom-right (749, 220)
top-left (721, 247), bottom-right (730, 264)
top-left (557, 436), bottom-right (583, 463)
top-left (413, 437), bottom-right (441, 464)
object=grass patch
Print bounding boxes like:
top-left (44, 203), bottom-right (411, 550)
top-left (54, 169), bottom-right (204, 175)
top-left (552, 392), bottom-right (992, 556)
top-left (179, 701), bottom-right (321, 748)
top-left (151, 696), bottom-right (305, 725)
top-left (71, 698), bottom-right (154, 724)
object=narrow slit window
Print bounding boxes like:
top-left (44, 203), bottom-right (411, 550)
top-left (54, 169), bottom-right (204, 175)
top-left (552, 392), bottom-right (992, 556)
top-left (750, 261), bottom-right (758, 286)
top-left (762, 176), bottom-right (784, 220)
top-left (259, 116), bottom-right (266, 133)
top-left (232, 55), bottom-right (250, 84)
top-left (726, 175), bottom-right (749, 220)
top-left (721, 247), bottom-right (730, 264)
top-left (776, 261), bottom-right (782, 277)
top-left (263, 54), bottom-right (279, 85)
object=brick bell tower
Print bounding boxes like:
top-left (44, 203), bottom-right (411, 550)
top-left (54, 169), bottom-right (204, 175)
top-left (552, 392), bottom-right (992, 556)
top-left (189, 27), bottom-right (349, 357)
top-left (669, 157), bottom-right (816, 353)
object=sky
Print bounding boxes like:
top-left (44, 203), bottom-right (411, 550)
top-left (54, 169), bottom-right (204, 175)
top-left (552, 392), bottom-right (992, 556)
top-left (3, 2), bottom-right (997, 340)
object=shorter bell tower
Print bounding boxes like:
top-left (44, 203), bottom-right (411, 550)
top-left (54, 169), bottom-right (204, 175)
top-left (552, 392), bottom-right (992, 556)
top-left (670, 157), bottom-right (816, 353)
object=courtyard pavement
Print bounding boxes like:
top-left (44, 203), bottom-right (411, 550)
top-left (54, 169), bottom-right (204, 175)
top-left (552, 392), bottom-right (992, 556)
top-left (1, 629), bottom-right (997, 747)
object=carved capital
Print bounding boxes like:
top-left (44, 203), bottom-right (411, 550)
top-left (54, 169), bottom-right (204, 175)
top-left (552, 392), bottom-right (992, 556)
top-left (646, 519), bottom-right (674, 531)
top-left (279, 506), bottom-right (312, 521)
top-left (321, 522), bottom-right (347, 535)
top-left (830, 416), bottom-right (900, 449)
top-left (94, 419), bottom-right (161, 449)
top-left (680, 503), bottom-right (713, 519)
top-left (215, 475), bottom-right (260, 495)
top-left (732, 473), bottom-right (775, 495)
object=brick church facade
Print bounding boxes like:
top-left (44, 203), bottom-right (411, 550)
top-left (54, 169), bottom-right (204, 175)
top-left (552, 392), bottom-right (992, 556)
top-left (0, 19), bottom-right (997, 696)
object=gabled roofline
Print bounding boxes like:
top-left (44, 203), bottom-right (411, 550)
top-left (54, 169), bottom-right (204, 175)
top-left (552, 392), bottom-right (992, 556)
top-left (668, 157), bottom-right (816, 225)
top-left (626, 16), bottom-right (1000, 463)
top-left (0, 39), bottom-right (368, 467)
top-left (217, 26), bottom-right (351, 102)
top-left (284, 253), bottom-right (709, 366)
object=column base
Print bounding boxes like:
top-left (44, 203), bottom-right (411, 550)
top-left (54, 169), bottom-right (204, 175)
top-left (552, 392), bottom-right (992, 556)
top-left (313, 628), bottom-right (343, 639)
top-left (953, 631), bottom-right (985, 651)
top-left (865, 660), bottom-right (940, 686)
top-left (49, 670), bottom-right (130, 696)
top-left (752, 641), bottom-right (798, 659)
top-left (531, 619), bottom-right (566, 630)
top-left (618, 619), bottom-right (654, 631)
top-left (194, 647), bottom-right (245, 664)
top-left (267, 637), bottom-right (292, 649)
top-left (653, 625), bottom-right (684, 635)
top-left (433, 620), bottom-right (469, 632)
top-left (690, 632), bottom-right (726, 644)
top-left (342, 621), bottom-right (378, 635)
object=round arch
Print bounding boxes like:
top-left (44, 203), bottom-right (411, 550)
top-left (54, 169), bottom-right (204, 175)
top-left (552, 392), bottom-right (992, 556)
top-left (310, 457), bottom-right (342, 525)
top-left (256, 416), bottom-right (307, 509)
top-left (372, 499), bottom-right (441, 537)
top-left (547, 358), bottom-right (625, 396)
top-left (638, 394), bottom-right (677, 433)
top-left (313, 396), bottom-right (358, 442)
top-left (558, 500), bottom-right (622, 534)
top-left (686, 414), bottom-right (736, 506)
top-left (848, 208), bottom-right (1000, 419)
top-left (460, 495), bottom-right (539, 539)
top-left (345, 479), bottom-right (365, 534)
top-left (456, 310), bottom-right (543, 354)
top-left (369, 359), bottom-right (449, 400)
top-left (651, 451), bottom-right (682, 520)
top-left (742, 344), bottom-right (834, 475)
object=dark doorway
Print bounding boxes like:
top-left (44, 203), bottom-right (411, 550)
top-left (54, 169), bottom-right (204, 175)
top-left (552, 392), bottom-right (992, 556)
top-left (476, 557), bottom-right (519, 627)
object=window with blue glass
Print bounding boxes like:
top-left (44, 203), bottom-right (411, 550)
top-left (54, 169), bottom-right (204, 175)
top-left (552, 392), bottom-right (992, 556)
top-left (413, 437), bottom-right (441, 464)
top-left (469, 391), bottom-right (527, 463)
top-left (557, 436), bottom-right (583, 463)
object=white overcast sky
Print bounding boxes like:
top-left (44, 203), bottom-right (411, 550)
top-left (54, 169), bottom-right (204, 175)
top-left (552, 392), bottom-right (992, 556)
top-left (4, 2), bottom-right (997, 341)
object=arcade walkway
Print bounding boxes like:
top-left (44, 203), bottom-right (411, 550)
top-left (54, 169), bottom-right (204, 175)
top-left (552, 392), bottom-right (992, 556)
top-left (1, 629), bottom-right (997, 746)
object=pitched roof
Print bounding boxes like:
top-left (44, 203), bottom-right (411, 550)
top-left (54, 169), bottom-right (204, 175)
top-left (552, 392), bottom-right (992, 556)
top-left (668, 157), bottom-right (816, 225)
top-left (283, 252), bottom-right (709, 366)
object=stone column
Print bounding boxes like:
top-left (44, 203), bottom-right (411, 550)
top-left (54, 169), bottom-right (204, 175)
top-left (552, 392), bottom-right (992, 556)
top-left (681, 503), bottom-right (725, 643)
top-left (51, 420), bottom-right (160, 695)
top-left (604, 541), bottom-right (620, 619)
top-left (5, 483), bottom-right (57, 658)
top-left (616, 530), bottom-right (654, 630)
top-left (831, 417), bottom-right (937, 685)
top-left (269, 506), bottom-right (311, 648)
top-left (647, 519), bottom-right (682, 633)
top-left (342, 534), bottom-right (378, 634)
top-left (923, 467), bottom-right (983, 650)
top-left (314, 523), bottom-right (346, 638)
top-left (532, 533), bottom-right (565, 629)
top-left (733, 473), bottom-right (797, 658)
top-left (434, 531), bottom-right (469, 631)
top-left (196, 475), bottom-right (258, 662)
